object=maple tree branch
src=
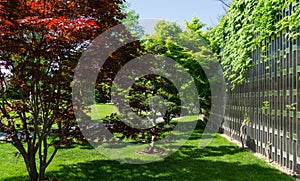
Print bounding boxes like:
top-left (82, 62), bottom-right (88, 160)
top-left (42, 145), bottom-right (58, 170)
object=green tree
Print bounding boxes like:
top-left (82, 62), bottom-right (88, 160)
top-left (143, 18), bottom-right (213, 116)
top-left (108, 74), bottom-right (180, 153)
top-left (151, 21), bottom-right (183, 42)
top-left (121, 2), bottom-right (145, 38)
top-left (107, 18), bottom-right (216, 152)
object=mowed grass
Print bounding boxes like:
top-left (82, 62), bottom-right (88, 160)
top-left (88, 103), bottom-right (118, 121)
top-left (0, 104), bottom-right (295, 181)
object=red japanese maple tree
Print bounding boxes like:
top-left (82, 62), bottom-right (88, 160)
top-left (0, 0), bottom-right (126, 180)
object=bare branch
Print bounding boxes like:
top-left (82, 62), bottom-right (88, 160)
top-left (218, 0), bottom-right (230, 8)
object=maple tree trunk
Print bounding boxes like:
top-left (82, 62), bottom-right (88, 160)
top-left (15, 142), bottom-right (40, 181)
top-left (38, 139), bottom-right (46, 181)
top-left (39, 168), bottom-right (45, 181)
top-left (28, 166), bottom-right (39, 181)
top-left (18, 139), bottom-right (53, 181)
top-left (25, 154), bottom-right (39, 181)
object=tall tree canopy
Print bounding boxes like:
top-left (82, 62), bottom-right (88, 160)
top-left (143, 18), bottom-right (214, 115)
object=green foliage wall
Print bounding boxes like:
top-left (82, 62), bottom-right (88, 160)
top-left (210, 0), bottom-right (300, 87)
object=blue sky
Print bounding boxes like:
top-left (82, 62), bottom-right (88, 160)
top-left (127, 0), bottom-right (228, 28)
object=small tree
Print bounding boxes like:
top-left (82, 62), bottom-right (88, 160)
top-left (128, 75), bottom-right (180, 153)
top-left (107, 75), bottom-right (180, 153)
top-left (0, 0), bottom-right (126, 180)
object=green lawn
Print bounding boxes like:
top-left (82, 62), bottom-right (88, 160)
top-left (88, 103), bottom-right (118, 121)
top-left (0, 105), bottom-right (295, 181)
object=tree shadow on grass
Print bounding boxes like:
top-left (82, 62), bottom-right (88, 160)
top-left (2, 121), bottom-right (294, 181)
top-left (47, 148), bottom-right (294, 181)
top-left (4, 144), bottom-right (294, 181)
top-left (165, 145), bottom-right (244, 159)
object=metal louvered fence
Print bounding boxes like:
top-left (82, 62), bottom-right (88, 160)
top-left (223, 2), bottom-right (300, 174)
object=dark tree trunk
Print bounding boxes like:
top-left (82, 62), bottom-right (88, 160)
top-left (28, 168), bottom-right (39, 181)
top-left (39, 168), bottom-right (45, 181)
top-left (16, 136), bottom-right (58, 181)
top-left (26, 154), bottom-right (39, 181)
top-left (15, 140), bottom-right (39, 181)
